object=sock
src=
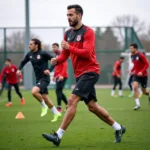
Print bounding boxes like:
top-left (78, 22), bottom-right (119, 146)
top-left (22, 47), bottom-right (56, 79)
top-left (112, 121), bottom-right (121, 130)
top-left (9, 102), bottom-right (12, 104)
top-left (56, 128), bottom-right (65, 139)
top-left (119, 90), bottom-right (122, 96)
top-left (135, 98), bottom-right (140, 106)
top-left (111, 90), bottom-right (115, 96)
top-left (138, 88), bottom-right (142, 94)
top-left (41, 100), bottom-right (47, 108)
top-left (51, 106), bottom-right (60, 115)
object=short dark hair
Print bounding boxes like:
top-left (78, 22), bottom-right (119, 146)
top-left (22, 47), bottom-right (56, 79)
top-left (120, 56), bottom-right (124, 59)
top-left (5, 58), bottom-right (11, 62)
top-left (52, 43), bottom-right (59, 47)
top-left (130, 43), bottom-right (138, 49)
top-left (67, 4), bottom-right (83, 17)
top-left (31, 38), bottom-right (42, 50)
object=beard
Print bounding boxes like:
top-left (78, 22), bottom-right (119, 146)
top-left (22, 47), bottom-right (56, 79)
top-left (68, 18), bottom-right (78, 27)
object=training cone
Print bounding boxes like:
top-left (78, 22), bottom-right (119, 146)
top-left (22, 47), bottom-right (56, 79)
top-left (15, 112), bottom-right (25, 119)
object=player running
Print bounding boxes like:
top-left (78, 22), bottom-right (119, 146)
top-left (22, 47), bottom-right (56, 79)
top-left (0, 58), bottom-right (25, 106)
top-left (42, 4), bottom-right (126, 146)
top-left (130, 43), bottom-right (150, 110)
top-left (111, 57), bottom-right (124, 97)
top-left (17, 38), bottom-right (61, 122)
top-left (51, 43), bottom-right (68, 112)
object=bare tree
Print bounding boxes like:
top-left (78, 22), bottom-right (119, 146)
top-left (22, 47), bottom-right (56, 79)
top-left (140, 25), bottom-right (150, 51)
top-left (112, 15), bottom-right (146, 42)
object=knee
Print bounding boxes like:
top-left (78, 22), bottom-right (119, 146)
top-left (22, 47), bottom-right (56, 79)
top-left (88, 105), bottom-right (96, 113)
top-left (32, 89), bottom-right (38, 96)
top-left (133, 85), bottom-right (138, 91)
top-left (67, 97), bottom-right (78, 109)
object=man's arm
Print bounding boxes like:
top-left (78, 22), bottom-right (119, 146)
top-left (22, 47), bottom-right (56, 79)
top-left (140, 53), bottom-right (149, 74)
top-left (68, 29), bottom-right (95, 59)
top-left (57, 49), bottom-right (70, 64)
top-left (18, 53), bottom-right (30, 70)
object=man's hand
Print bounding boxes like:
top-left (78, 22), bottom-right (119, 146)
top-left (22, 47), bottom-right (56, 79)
top-left (44, 70), bottom-right (50, 75)
top-left (137, 72), bottom-right (142, 76)
top-left (52, 77), bottom-right (56, 82)
top-left (117, 74), bottom-right (121, 78)
top-left (58, 76), bottom-right (64, 81)
top-left (19, 79), bottom-right (23, 83)
top-left (61, 40), bottom-right (69, 50)
top-left (51, 58), bottom-right (57, 65)
top-left (16, 70), bottom-right (22, 76)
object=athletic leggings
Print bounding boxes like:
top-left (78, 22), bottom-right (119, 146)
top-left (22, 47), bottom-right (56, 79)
top-left (112, 76), bottom-right (122, 90)
top-left (7, 83), bottom-right (23, 102)
top-left (55, 78), bottom-right (68, 106)
top-left (128, 74), bottom-right (134, 91)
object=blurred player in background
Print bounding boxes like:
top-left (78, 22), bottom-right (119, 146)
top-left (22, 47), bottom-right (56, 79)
top-left (130, 43), bottom-right (150, 110)
top-left (50, 43), bottom-right (68, 112)
top-left (111, 57), bottom-right (124, 97)
top-left (42, 4), bottom-right (126, 146)
top-left (127, 56), bottom-right (142, 98)
top-left (0, 58), bottom-right (25, 106)
top-left (0, 72), bottom-right (6, 96)
top-left (17, 39), bottom-right (61, 122)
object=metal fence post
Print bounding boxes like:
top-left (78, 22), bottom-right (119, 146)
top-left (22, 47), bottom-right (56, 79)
top-left (3, 28), bottom-right (7, 62)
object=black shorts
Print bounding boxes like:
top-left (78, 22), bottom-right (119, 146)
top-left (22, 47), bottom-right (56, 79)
top-left (132, 75), bottom-right (148, 88)
top-left (36, 78), bottom-right (50, 94)
top-left (72, 72), bottom-right (99, 104)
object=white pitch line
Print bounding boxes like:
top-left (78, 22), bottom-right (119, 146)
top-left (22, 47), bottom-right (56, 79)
top-left (0, 91), bottom-right (30, 103)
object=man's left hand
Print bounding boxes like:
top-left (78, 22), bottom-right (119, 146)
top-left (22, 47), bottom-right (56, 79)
top-left (44, 70), bottom-right (50, 75)
top-left (61, 40), bottom-right (69, 50)
top-left (137, 72), bottom-right (142, 76)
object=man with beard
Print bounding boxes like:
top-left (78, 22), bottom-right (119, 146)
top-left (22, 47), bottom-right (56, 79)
top-left (42, 4), bottom-right (126, 146)
top-left (17, 39), bottom-right (61, 122)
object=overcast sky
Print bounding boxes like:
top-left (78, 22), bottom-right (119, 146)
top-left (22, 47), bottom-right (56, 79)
top-left (0, 0), bottom-right (150, 46)
top-left (0, 0), bottom-right (150, 27)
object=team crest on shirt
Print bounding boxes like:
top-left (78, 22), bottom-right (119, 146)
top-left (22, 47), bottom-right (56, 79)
top-left (136, 56), bottom-right (139, 60)
top-left (37, 55), bottom-right (41, 59)
top-left (76, 35), bottom-right (81, 41)
top-left (30, 56), bottom-right (32, 59)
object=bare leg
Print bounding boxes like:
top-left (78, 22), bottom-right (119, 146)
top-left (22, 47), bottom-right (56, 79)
top-left (60, 94), bottom-right (80, 130)
top-left (142, 87), bottom-right (149, 95)
top-left (32, 86), bottom-right (43, 102)
top-left (87, 100), bottom-right (114, 126)
top-left (133, 81), bottom-right (139, 99)
top-left (42, 94), bottom-right (54, 109)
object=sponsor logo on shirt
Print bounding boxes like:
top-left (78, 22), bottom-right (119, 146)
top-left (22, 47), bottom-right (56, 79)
top-left (30, 56), bottom-right (32, 59)
top-left (12, 68), bottom-right (15, 72)
top-left (37, 55), bottom-right (41, 59)
top-left (76, 35), bottom-right (81, 41)
top-left (136, 56), bottom-right (139, 60)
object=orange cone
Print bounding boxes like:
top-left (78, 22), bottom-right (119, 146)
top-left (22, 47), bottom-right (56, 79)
top-left (15, 112), bottom-right (25, 119)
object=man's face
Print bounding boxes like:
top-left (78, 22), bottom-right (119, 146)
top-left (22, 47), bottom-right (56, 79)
top-left (120, 59), bottom-right (124, 63)
top-left (130, 46), bottom-right (137, 54)
top-left (29, 40), bottom-right (37, 51)
top-left (67, 8), bottom-right (81, 27)
top-left (52, 45), bottom-right (59, 53)
top-left (5, 60), bottom-right (10, 67)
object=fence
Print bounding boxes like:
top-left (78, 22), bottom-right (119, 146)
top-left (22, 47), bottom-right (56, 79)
top-left (0, 26), bottom-right (144, 88)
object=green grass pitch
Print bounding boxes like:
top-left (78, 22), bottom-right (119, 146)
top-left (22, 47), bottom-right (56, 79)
top-left (0, 89), bottom-right (150, 150)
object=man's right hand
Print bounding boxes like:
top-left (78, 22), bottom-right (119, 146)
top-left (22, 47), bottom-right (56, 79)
top-left (51, 58), bottom-right (57, 65)
top-left (16, 70), bottom-right (22, 76)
